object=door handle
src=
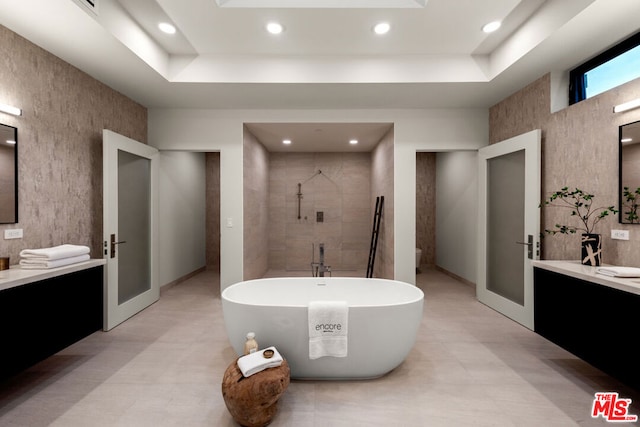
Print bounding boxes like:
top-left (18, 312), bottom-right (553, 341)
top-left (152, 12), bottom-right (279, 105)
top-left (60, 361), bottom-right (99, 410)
top-left (110, 234), bottom-right (127, 258)
top-left (515, 235), bottom-right (534, 259)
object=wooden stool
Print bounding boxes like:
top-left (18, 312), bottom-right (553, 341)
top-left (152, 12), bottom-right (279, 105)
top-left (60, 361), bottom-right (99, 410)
top-left (221, 357), bottom-right (290, 427)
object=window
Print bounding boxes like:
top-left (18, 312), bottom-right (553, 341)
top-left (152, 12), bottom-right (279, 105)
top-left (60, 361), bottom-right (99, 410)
top-left (569, 31), bottom-right (640, 105)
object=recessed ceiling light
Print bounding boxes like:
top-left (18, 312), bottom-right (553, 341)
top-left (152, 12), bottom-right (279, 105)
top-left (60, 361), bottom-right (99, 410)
top-left (621, 138), bottom-right (633, 143)
top-left (282, 139), bottom-right (292, 145)
top-left (6, 140), bottom-right (16, 145)
top-left (266, 22), bottom-right (284, 34)
top-left (349, 139), bottom-right (358, 145)
top-left (373, 22), bottom-right (391, 35)
top-left (158, 22), bottom-right (176, 34)
top-left (482, 21), bottom-right (501, 33)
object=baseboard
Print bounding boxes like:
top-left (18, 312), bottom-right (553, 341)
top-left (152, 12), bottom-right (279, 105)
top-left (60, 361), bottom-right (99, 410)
top-left (160, 266), bottom-right (207, 295)
top-left (434, 265), bottom-right (475, 288)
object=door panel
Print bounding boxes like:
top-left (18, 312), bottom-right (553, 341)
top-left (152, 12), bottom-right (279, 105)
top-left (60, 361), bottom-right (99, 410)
top-left (103, 130), bottom-right (159, 331)
top-left (117, 150), bottom-right (152, 304)
top-left (477, 130), bottom-right (540, 330)
top-left (487, 150), bottom-right (525, 305)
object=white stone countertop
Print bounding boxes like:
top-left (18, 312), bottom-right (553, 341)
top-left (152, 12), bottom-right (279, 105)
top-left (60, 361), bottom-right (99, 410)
top-left (532, 260), bottom-right (640, 296)
top-left (0, 259), bottom-right (106, 292)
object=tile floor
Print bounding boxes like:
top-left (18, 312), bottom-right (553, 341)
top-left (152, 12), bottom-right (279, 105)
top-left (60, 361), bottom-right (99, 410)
top-left (1, 268), bottom-right (639, 426)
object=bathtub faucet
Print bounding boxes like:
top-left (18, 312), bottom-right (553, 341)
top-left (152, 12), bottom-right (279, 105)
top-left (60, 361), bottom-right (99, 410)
top-left (312, 243), bottom-right (331, 277)
top-left (318, 244), bottom-right (331, 277)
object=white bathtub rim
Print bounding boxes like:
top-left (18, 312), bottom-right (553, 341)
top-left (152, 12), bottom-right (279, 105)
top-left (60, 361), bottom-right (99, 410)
top-left (221, 276), bottom-right (424, 308)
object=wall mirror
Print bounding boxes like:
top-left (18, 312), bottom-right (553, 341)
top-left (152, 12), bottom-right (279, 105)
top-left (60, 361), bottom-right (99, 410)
top-left (0, 123), bottom-right (18, 224)
top-left (620, 120), bottom-right (640, 224)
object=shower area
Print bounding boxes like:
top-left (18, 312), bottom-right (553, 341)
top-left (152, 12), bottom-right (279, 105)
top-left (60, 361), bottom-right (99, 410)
top-left (243, 123), bottom-right (394, 280)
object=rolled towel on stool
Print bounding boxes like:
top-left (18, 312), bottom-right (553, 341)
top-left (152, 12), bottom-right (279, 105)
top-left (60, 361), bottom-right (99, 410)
top-left (237, 346), bottom-right (284, 377)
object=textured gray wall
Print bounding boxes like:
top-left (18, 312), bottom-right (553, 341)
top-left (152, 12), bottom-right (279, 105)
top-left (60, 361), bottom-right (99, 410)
top-left (490, 73), bottom-right (640, 267)
top-left (416, 152), bottom-right (436, 267)
top-left (0, 25), bottom-right (147, 264)
top-left (243, 128), bottom-right (269, 279)
top-left (371, 128), bottom-right (394, 279)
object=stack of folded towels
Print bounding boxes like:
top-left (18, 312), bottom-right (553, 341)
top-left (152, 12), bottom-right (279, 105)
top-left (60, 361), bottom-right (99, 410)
top-left (19, 244), bottom-right (91, 269)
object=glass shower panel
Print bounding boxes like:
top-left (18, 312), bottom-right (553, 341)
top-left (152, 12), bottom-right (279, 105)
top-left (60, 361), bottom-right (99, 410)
top-left (487, 149), bottom-right (525, 305)
top-left (117, 150), bottom-right (151, 305)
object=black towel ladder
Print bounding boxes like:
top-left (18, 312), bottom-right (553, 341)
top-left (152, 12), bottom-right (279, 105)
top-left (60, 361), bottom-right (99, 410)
top-left (366, 196), bottom-right (384, 278)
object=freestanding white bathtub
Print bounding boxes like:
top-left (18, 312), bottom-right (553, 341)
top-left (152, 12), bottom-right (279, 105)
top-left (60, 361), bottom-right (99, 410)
top-left (221, 277), bottom-right (424, 380)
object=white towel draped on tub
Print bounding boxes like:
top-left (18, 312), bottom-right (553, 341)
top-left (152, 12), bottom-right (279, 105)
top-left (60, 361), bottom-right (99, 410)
top-left (308, 300), bottom-right (348, 360)
top-left (20, 244), bottom-right (90, 261)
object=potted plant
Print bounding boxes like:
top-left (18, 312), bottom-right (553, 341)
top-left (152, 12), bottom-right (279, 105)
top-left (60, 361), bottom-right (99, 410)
top-left (540, 187), bottom-right (618, 266)
top-left (622, 186), bottom-right (640, 223)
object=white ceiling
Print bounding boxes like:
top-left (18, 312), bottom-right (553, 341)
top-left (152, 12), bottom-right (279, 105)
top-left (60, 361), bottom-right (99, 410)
top-left (121, 0), bottom-right (538, 57)
top-left (245, 122), bottom-right (393, 152)
top-left (1, 0), bottom-right (640, 149)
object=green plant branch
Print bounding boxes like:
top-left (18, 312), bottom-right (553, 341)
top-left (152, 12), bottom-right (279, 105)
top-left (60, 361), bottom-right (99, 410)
top-left (623, 186), bottom-right (640, 223)
top-left (540, 187), bottom-right (618, 235)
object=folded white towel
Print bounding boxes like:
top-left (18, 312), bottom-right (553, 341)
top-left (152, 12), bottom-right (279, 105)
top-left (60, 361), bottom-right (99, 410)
top-left (237, 346), bottom-right (284, 377)
top-left (596, 266), bottom-right (640, 278)
top-left (20, 244), bottom-right (90, 261)
top-left (308, 300), bottom-right (348, 360)
top-left (19, 254), bottom-right (90, 269)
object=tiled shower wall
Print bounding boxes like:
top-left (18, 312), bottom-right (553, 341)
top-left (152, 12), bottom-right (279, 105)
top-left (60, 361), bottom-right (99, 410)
top-left (416, 152), bottom-right (436, 267)
top-left (0, 25), bottom-right (147, 263)
top-left (269, 152), bottom-right (372, 272)
top-left (490, 73), bottom-right (640, 266)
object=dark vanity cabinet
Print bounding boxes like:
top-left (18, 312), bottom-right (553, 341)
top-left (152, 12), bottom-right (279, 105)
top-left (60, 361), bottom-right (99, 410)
top-left (534, 265), bottom-right (640, 390)
top-left (0, 264), bottom-right (103, 380)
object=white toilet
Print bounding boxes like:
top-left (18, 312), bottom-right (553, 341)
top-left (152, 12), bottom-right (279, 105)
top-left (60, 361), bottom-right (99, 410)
top-left (415, 248), bottom-right (422, 271)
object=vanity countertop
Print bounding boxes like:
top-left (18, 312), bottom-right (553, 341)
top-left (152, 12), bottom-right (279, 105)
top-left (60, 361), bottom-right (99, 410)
top-left (533, 260), bottom-right (640, 296)
top-left (0, 259), bottom-right (106, 292)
